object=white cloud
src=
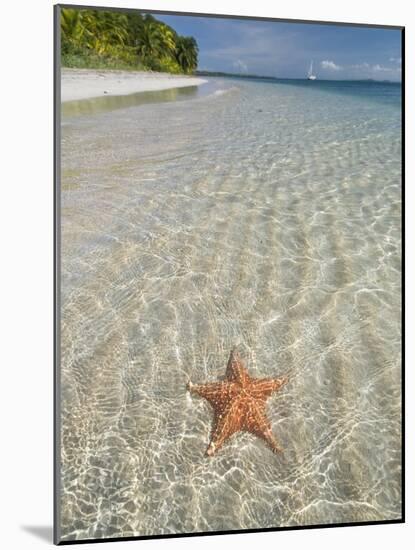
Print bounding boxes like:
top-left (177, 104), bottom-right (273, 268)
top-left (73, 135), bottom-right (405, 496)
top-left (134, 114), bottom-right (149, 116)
top-left (321, 60), bottom-right (342, 71)
top-left (348, 61), bottom-right (401, 80)
top-left (233, 59), bottom-right (248, 73)
top-left (351, 62), bottom-right (370, 69)
top-left (373, 64), bottom-right (394, 72)
top-left (203, 21), bottom-right (305, 77)
top-left (390, 57), bottom-right (402, 65)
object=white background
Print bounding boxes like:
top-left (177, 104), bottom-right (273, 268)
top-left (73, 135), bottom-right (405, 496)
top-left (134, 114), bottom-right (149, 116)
top-left (0, 0), bottom-right (411, 547)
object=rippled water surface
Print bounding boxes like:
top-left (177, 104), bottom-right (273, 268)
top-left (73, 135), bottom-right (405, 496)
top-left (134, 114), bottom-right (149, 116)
top-left (59, 78), bottom-right (402, 541)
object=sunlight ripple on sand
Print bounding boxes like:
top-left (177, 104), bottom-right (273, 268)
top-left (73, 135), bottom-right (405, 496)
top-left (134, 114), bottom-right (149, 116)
top-left (59, 78), bottom-right (401, 541)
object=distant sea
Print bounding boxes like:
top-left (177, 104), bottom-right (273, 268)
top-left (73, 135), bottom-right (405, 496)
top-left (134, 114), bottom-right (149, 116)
top-left (60, 75), bottom-right (402, 541)
top-left (237, 76), bottom-right (401, 105)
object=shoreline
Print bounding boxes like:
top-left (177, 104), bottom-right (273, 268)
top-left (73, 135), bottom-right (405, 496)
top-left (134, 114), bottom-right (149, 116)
top-left (61, 68), bottom-right (208, 103)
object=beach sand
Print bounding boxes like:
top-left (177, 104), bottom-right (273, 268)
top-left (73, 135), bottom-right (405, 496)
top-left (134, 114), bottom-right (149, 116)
top-left (61, 68), bottom-right (208, 102)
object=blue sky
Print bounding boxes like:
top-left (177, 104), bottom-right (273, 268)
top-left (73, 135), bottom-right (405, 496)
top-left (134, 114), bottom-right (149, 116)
top-left (156, 14), bottom-right (402, 81)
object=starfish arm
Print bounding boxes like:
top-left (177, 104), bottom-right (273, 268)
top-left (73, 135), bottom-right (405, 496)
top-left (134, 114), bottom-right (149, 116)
top-left (226, 349), bottom-right (250, 386)
top-left (250, 375), bottom-right (288, 399)
top-left (187, 380), bottom-right (237, 410)
top-left (244, 399), bottom-right (283, 453)
top-left (188, 350), bottom-right (287, 456)
top-left (206, 399), bottom-right (244, 456)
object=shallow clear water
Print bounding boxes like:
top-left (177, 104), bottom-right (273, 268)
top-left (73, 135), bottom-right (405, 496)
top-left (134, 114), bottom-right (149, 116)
top-left (59, 77), bottom-right (402, 541)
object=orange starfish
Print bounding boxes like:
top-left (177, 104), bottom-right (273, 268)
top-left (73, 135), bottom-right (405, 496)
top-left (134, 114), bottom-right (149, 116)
top-left (187, 349), bottom-right (288, 456)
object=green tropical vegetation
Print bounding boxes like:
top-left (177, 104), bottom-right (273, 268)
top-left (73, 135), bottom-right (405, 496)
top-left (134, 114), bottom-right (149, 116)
top-left (61, 8), bottom-right (199, 74)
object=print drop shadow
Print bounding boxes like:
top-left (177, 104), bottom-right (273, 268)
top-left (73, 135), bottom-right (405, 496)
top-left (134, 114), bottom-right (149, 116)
top-left (21, 525), bottom-right (53, 543)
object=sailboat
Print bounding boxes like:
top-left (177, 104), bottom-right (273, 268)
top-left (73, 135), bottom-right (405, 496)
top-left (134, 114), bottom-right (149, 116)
top-left (307, 60), bottom-right (317, 80)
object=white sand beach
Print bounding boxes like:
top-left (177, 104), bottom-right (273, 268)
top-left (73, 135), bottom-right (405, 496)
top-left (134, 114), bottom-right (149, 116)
top-left (61, 68), bottom-right (208, 102)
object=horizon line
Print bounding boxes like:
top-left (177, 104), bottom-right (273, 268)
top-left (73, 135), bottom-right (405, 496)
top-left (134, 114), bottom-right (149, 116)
top-left (195, 70), bottom-right (402, 83)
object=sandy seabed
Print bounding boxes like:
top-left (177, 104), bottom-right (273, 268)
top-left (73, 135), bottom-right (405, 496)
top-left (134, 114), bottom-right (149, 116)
top-left (59, 77), bottom-right (402, 542)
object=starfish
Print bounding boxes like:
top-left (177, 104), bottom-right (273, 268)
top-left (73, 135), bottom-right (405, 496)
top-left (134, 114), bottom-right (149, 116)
top-left (187, 349), bottom-right (288, 456)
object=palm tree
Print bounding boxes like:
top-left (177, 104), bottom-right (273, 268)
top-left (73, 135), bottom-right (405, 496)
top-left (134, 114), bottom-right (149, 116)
top-left (136, 20), bottom-right (176, 65)
top-left (157, 23), bottom-right (177, 56)
top-left (60, 7), bottom-right (200, 73)
top-left (81, 10), bottom-right (129, 55)
top-left (61, 8), bottom-right (84, 44)
top-left (99, 11), bottom-right (129, 47)
top-left (175, 36), bottom-right (199, 73)
top-left (135, 22), bottom-right (163, 63)
top-left (125, 12), bottom-right (145, 47)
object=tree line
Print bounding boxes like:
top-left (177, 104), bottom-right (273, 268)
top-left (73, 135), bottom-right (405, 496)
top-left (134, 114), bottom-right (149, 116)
top-left (61, 8), bottom-right (199, 74)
